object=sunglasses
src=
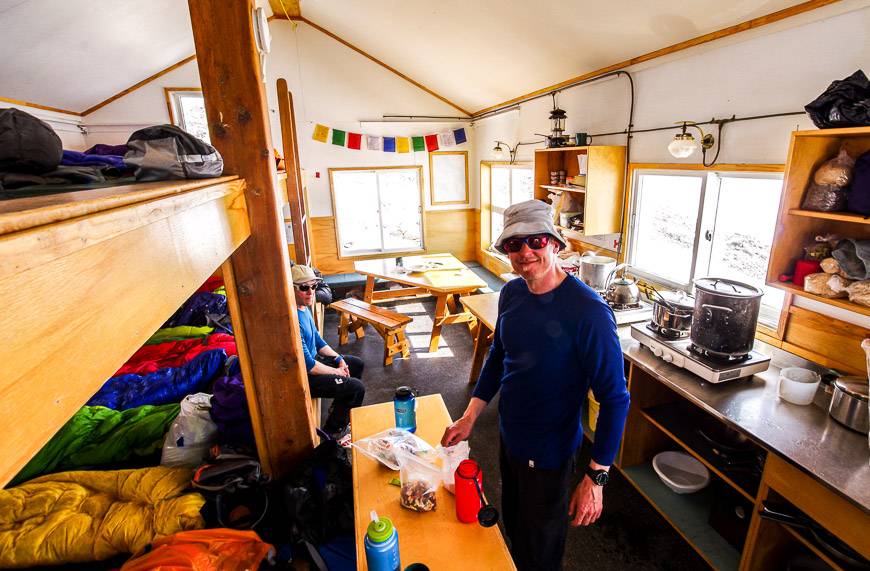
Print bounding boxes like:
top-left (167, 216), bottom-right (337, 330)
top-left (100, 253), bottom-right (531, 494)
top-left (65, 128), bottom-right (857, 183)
top-left (294, 281), bottom-right (322, 292)
top-left (502, 234), bottom-right (552, 254)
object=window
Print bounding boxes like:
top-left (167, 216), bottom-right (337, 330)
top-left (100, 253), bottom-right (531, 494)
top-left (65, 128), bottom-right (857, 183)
top-left (628, 169), bottom-right (785, 328)
top-left (329, 167), bottom-right (424, 257)
top-left (164, 88), bottom-right (210, 144)
top-left (490, 164), bottom-right (534, 243)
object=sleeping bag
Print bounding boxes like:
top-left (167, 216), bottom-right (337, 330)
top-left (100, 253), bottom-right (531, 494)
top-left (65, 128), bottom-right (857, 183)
top-left (116, 333), bottom-right (237, 376)
top-left (0, 466), bottom-right (204, 568)
top-left (88, 349), bottom-right (226, 410)
top-left (146, 325), bottom-right (214, 345)
top-left (11, 403), bottom-right (180, 486)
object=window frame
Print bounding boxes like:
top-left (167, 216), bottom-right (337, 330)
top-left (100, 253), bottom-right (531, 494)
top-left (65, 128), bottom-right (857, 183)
top-left (163, 87), bottom-right (209, 143)
top-left (489, 162), bottom-right (535, 245)
top-left (328, 165), bottom-right (426, 260)
top-left (624, 163), bottom-right (786, 336)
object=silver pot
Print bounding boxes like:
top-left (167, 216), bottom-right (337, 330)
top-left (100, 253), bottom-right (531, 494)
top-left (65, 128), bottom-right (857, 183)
top-left (579, 253), bottom-right (616, 291)
top-left (829, 377), bottom-right (869, 434)
top-left (604, 263), bottom-right (640, 306)
top-left (650, 289), bottom-right (694, 334)
top-left (690, 278), bottom-right (763, 357)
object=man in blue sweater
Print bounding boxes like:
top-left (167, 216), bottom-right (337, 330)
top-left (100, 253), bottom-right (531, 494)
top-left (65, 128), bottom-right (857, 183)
top-left (292, 265), bottom-right (365, 438)
top-left (442, 200), bottom-right (630, 571)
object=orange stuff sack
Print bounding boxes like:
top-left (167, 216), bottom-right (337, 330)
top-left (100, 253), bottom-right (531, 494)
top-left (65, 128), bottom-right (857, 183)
top-left (120, 529), bottom-right (273, 571)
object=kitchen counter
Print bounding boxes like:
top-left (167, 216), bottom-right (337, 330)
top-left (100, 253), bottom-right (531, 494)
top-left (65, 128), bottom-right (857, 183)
top-left (615, 326), bottom-right (870, 514)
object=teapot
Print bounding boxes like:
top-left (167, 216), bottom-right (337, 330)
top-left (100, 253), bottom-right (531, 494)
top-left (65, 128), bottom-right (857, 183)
top-left (604, 263), bottom-right (640, 306)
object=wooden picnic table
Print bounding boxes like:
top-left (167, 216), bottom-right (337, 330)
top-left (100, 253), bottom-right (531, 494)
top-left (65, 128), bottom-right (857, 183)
top-left (460, 292), bottom-right (500, 384)
top-left (354, 253), bottom-right (487, 352)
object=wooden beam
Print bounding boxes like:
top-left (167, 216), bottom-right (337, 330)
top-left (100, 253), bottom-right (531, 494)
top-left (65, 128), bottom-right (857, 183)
top-left (188, 0), bottom-right (315, 477)
top-left (269, 0), bottom-right (300, 19)
top-left (292, 17), bottom-right (472, 117)
top-left (0, 96), bottom-right (82, 117)
top-left (472, 0), bottom-right (842, 117)
top-left (82, 54), bottom-right (197, 116)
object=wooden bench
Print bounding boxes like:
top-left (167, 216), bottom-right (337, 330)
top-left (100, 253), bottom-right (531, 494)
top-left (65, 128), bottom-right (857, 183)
top-left (329, 297), bottom-right (412, 366)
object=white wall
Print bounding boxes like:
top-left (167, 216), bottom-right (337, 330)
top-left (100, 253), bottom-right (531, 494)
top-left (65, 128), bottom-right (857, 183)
top-left (471, 5), bottom-right (870, 325)
top-left (78, 19), bottom-right (474, 217)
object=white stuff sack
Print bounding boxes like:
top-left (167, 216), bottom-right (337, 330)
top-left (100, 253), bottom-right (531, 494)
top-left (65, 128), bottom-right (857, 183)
top-left (436, 441), bottom-right (470, 494)
top-left (161, 392), bottom-right (218, 467)
top-left (351, 427), bottom-right (435, 470)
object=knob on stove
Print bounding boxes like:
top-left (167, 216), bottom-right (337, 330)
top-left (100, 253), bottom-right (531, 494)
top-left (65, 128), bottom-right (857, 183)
top-left (652, 346), bottom-right (663, 357)
top-left (662, 353), bottom-right (673, 363)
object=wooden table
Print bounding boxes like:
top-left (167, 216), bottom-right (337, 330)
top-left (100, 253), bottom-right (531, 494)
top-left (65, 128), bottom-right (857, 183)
top-left (460, 292), bottom-right (500, 385)
top-left (350, 394), bottom-right (515, 570)
top-left (354, 253), bottom-right (487, 352)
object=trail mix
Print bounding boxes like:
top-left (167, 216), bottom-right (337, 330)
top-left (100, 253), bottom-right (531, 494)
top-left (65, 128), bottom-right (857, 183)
top-left (400, 479), bottom-right (437, 512)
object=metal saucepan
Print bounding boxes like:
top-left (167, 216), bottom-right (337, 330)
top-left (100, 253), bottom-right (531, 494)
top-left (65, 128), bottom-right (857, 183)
top-left (828, 377), bottom-right (869, 434)
top-left (759, 505), bottom-right (870, 569)
top-left (579, 253), bottom-right (616, 292)
top-left (649, 286), bottom-right (694, 335)
top-left (604, 263), bottom-right (641, 306)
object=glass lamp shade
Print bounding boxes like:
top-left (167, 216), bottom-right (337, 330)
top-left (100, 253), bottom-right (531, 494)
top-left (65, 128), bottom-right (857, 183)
top-left (668, 133), bottom-right (698, 158)
top-left (492, 144), bottom-right (507, 160)
top-left (549, 108), bottom-right (567, 134)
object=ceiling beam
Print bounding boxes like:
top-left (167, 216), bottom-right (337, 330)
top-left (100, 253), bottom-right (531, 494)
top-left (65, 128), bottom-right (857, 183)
top-left (471, 0), bottom-right (842, 117)
top-left (291, 16), bottom-right (472, 117)
top-left (0, 96), bottom-right (82, 117)
top-left (82, 54), bottom-right (198, 116)
top-left (269, 0), bottom-right (301, 19)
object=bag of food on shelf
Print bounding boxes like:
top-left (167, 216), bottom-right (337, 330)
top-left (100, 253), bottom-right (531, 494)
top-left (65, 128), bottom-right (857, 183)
top-left (351, 427), bottom-right (435, 470)
top-left (436, 441), bottom-right (470, 494)
top-left (803, 272), bottom-right (848, 298)
top-left (161, 392), bottom-right (219, 467)
top-left (396, 448), bottom-right (441, 512)
top-left (814, 146), bottom-right (855, 187)
top-left (846, 280), bottom-right (870, 307)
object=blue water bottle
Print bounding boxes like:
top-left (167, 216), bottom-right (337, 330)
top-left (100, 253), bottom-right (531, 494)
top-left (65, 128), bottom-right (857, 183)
top-left (365, 511), bottom-right (400, 571)
top-left (394, 386), bottom-right (417, 433)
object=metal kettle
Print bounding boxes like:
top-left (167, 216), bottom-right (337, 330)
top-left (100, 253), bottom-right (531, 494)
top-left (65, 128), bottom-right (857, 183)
top-left (604, 263), bottom-right (640, 306)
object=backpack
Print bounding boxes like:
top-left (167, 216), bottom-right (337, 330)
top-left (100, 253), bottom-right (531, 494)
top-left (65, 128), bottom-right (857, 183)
top-left (125, 124), bottom-right (223, 181)
top-left (192, 457), bottom-right (271, 531)
top-left (0, 108), bottom-right (62, 173)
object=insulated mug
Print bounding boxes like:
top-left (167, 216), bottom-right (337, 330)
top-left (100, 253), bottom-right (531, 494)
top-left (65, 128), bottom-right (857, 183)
top-left (575, 132), bottom-right (593, 146)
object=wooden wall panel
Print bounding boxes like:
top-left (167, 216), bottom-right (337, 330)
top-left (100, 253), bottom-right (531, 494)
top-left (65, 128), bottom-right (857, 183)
top-left (311, 209), bottom-right (478, 275)
top-left (782, 306), bottom-right (869, 374)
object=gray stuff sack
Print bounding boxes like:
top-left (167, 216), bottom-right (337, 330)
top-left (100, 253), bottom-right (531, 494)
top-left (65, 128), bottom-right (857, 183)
top-left (125, 124), bottom-right (223, 182)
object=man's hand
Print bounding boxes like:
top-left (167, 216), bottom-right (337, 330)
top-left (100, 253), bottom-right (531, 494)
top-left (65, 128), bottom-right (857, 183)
top-left (568, 476), bottom-right (604, 526)
top-left (337, 360), bottom-right (350, 377)
top-left (441, 416), bottom-right (475, 447)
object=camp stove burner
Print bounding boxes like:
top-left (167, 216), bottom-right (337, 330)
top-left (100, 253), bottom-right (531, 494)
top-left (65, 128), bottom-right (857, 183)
top-left (646, 321), bottom-right (689, 340)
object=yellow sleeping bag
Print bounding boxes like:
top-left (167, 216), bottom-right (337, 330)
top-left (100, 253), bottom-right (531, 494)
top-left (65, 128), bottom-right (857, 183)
top-left (0, 466), bottom-right (205, 568)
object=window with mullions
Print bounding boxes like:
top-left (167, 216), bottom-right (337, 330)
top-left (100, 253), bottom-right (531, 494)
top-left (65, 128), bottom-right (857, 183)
top-left (165, 88), bottom-right (210, 144)
top-left (628, 169), bottom-right (785, 328)
top-left (490, 164), bottom-right (534, 244)
top-left (329, 167), bottom-right (424, 257)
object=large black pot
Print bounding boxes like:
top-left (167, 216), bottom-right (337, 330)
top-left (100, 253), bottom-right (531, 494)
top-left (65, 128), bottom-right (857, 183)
top-left (690, 278), bottom-right (763, 358)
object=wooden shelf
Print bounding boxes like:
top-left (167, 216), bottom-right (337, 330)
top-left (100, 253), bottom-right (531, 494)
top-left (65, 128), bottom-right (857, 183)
top-left (768, 281), bottom-right (870, 317)
top-left (540, 184), bottom-right (586, 193)
top-left (777, 521), bottom-right (848, 571)
top-left (555, 224), bottom-right (585, 240)
top-left (641, 403), bottom-right (761, 501)
top-left (622, 463), bottom-right (741, 571)
top-left (788, 209), bottom-right (870, 224)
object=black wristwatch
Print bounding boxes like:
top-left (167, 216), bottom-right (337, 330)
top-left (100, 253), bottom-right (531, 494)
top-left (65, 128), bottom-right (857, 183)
top-left (585, 467), bottom-right (609, 486)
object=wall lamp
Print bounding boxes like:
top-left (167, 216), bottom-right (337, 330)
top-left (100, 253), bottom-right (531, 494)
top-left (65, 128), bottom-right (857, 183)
top-left (493, 139), bottom-right (546, 164)
top-left (667, 117), bottom-right (734, 167)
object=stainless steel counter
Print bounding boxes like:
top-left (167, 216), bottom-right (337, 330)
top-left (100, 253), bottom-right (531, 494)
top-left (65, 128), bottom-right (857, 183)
top-left (616, 326), bottom-right (870, 514)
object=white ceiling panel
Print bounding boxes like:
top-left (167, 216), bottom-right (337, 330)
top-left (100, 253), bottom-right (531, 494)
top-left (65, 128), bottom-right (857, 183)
top-left (0, 0), bottom-right (194, 112)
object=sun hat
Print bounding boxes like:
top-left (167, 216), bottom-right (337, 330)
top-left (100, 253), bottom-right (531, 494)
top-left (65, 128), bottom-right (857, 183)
top-left (290, 264), bottom-right (318, 284)
top-left (493, 199), bottom-right (566, 253)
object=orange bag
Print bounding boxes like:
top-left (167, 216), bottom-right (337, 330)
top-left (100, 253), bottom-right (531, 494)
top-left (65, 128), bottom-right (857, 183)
top-left (120, 529), bottom-right (273, 571)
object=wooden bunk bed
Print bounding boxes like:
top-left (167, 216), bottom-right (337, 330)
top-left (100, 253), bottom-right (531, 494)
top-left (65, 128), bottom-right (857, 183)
top-left (0, 0), bottom-right (318, 489)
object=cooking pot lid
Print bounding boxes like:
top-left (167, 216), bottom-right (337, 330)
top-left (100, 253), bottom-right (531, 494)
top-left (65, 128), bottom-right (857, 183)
top-left (657, 290), bottom-right (694, 310)
top-left (833, 377), bottom-right (869, 402)
top-left (582, 255), bottom-right (616, 265)
top-left (694, 278), bottom-right (763, 299)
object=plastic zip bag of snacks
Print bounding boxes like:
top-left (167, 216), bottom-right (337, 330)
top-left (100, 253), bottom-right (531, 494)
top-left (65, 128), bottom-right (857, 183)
top-left (396, 448), bottom-right (441, 512)
top-left (351, 427), bottom-right (435, 470)
top-left (436, 441), bottom-right (470, 494)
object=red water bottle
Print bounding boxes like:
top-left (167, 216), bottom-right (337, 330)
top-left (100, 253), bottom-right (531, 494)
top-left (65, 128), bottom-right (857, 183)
top-left (455, 459), bottom-right (483, 523)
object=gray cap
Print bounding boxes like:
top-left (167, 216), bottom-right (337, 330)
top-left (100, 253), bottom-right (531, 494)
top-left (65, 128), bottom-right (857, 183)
top-left (494, 199), bottom-right (566, 253)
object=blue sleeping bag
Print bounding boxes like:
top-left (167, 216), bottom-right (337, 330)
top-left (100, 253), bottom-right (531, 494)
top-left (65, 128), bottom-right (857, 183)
top-left (88, 349), bottom-right (226, 410)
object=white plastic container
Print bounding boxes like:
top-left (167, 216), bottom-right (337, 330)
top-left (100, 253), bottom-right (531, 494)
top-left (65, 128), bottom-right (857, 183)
top-left (652, 451), bottom-right (710, 494)
top-left (777, 367), bottom-right (821, 406)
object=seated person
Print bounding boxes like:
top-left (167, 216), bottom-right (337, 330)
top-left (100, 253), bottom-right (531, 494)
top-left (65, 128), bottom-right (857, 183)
top-left (292, 265), bottom-right (365, 438)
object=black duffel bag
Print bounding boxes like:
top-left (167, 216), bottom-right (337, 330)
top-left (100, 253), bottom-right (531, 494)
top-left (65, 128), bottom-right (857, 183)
top-left (0, 108), bottom-right (62, 174)
top-left (126, 124), bottom-right (223, 181)
top-left (805, 70), bottom-right (870, 129)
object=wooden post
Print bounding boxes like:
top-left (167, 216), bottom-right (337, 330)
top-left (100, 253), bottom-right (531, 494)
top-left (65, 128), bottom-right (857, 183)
top-left (188, 0), bottom-right (315, 476)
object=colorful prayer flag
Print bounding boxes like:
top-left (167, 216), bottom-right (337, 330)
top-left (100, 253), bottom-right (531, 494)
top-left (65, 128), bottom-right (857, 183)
top-left (347, 132), bottom-right (362, 150)
top-left (312, 124), bottom-right (329, 143)
top-left (331, 129), bottom-right (346, 146)
top-left (412, 136), bottom-right (425, 152)
top-left (453, 128), bottom-right (467, 145)
top-left (396, 137), bottom-right (411, 153)
top-left (383, 137), bottom-right (396, 152)
top-left (425, 134), bottom-right (439, 152)
top-left (438, 131), bottom-right (456, 148)
top-left (365, 135), bottom-right (383, 151)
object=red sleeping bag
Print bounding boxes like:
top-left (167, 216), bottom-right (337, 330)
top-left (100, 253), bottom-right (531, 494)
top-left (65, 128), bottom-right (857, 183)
top-left (116, 333), bottom-right (237, 376)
